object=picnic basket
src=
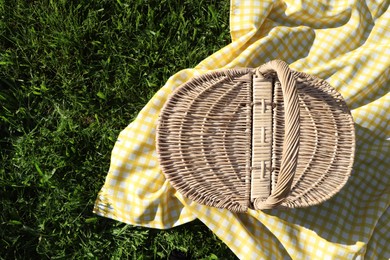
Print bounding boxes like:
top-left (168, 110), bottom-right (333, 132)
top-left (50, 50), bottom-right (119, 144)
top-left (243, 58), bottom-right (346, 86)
top-left (156, 60), bottom-right (355, 212)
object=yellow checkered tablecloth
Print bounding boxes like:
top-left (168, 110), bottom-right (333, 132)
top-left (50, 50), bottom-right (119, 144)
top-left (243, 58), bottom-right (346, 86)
top-left (94, 0), bottom-right (390, 258)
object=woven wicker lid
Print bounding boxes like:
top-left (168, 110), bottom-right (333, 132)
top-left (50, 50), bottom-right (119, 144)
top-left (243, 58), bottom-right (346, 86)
top-left (156, 60), bottom-right (355, 212)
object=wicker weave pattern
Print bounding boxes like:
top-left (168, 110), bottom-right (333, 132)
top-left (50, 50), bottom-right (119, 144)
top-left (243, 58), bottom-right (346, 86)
top-left (273, 72), bottom-right (356, 208)
top-left (157, 69), bottom-right (254, 212)
top-left (157, 60), bottom-right (355, 212)
top-left (250, 77), bottom-right (272, 202)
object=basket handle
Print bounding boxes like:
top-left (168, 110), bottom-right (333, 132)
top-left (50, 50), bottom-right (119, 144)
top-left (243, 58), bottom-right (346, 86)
top-left (254, 60), bottom-right (300, 209)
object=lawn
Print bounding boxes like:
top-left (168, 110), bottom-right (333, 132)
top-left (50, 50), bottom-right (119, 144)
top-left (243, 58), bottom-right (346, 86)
top-left (0, 0), bottom-right (237, 258)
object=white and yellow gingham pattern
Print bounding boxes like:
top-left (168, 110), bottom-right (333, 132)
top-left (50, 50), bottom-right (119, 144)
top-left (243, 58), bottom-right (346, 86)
top-left (94, 0), bottom-right (390, 258)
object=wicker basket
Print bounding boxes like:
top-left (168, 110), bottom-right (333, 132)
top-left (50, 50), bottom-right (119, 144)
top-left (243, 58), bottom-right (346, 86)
top-left (156, 60), bottom-right (355, 212)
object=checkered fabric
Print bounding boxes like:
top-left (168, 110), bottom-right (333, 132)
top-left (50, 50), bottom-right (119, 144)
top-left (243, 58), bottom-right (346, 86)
top-left (94, 0), bottom-right (390, 258)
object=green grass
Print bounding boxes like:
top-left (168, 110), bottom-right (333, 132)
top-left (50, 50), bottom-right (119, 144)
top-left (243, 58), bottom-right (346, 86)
top-left (0, 0), bottom-right (237, 258)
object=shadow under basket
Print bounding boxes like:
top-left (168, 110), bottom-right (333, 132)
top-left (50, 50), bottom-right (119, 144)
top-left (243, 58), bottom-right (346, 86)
top-left (156, 60), bottom-right (355, 212)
